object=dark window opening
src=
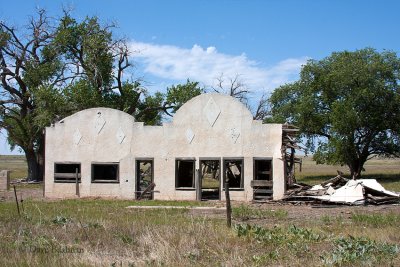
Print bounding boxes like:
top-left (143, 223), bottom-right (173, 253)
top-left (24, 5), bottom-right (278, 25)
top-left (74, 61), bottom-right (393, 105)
top-left (54, 163), bottom-right (81, 183)
top-left (176, 159), bottom-right (195, 188)
top-left (223, 159), bottom-right (243, 189)
top-left (92, 163), bottom-right (119, 183)
top-left (254, 160), bottom-right (272, 180)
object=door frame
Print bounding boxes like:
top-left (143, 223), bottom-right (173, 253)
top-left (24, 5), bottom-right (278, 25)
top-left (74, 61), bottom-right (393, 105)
top-left (198, 157), bottom-right (221, 200)
top-left (252, 157), bottom-right (273, 200)
top-left (135, 158), bottom-right (154, 199)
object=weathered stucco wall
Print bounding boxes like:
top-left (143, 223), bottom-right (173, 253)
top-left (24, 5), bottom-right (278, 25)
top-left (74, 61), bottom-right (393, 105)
top-left (45, 93), bottom-right (284, 201)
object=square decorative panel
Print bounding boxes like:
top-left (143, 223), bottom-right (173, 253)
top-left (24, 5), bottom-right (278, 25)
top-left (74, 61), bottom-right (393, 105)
top-left (116, 127), bottom-right (125, 144)
top-left (203, 97), bottom-right (221, 127)
top-left (73, 129), bottom-right (82, 145)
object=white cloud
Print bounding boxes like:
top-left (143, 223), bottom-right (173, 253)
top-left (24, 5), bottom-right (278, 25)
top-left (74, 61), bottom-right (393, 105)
top-left (130, 41), bottom-right (308, 92)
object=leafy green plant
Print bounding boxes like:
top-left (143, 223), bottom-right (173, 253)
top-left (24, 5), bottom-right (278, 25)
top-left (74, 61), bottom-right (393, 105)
top-left (252, 250), bottom-right (280, 266)
top-left (322, 236), bottom-right (399, 266)
top-left (288, 225), bottom-right (324, 242)
top-left (234, 224), bottom-right (325, 244)
top-left (52, 215), bottom-right (70, 226)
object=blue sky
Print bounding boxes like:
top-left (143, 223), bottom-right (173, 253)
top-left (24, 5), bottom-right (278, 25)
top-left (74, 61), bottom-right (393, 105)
top-left (1, 0), bottom-right (399, 154)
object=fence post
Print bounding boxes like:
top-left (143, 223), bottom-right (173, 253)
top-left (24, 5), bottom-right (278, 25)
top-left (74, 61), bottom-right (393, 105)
top-left (225, 181), bottom-right (232, 228)
top-left (13, 185), bottom-right (20, 216)
top-left (75, 168), bottom-right (80, 197)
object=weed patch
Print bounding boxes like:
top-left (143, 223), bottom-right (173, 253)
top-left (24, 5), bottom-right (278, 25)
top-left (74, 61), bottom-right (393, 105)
top-left (235, 223), bottom-right (399, 266)
top-left (235, 224), bottom-right (326, 244)
top-left (52, 215), bottom-right (71, 226)
top-left (235, 224), bottom-right (327, 265)
top-left (351, 212), bottom-right (400, 227)
top-left (322, 236), bottom-right (399, 266)
top-left (232, 204), bottom-right (288, 220)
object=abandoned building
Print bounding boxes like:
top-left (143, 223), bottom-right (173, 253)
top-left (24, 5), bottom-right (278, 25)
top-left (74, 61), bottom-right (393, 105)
top-left (45, 93), bottom-right (290, 201)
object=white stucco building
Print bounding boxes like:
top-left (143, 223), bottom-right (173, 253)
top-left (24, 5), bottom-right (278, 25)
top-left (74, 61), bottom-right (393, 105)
top-left (44, 93), bottom-right (286, 201)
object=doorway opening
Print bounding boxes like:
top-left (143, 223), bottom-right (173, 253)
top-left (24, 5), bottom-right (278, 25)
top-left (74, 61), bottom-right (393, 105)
top-left (136, 159), bottom-right (154, 200)
top-left (199, 159), bottom-right (220, 200)
top-left (252, 159), bottom-right (273, 201)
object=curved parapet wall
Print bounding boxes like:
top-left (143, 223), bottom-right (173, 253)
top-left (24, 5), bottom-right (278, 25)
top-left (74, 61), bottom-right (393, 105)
top-left (45, 94), bottom-right (285, 201)
top-left (46, 107), bottom-right (136, 161)
top-left (173, 93), bottom-right (253, 126)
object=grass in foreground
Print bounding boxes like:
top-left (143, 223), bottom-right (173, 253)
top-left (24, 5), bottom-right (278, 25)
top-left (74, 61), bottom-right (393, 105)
top-left (0, 199), bottom-right (399, 266)
top-left (1, 156), bottom-right (400, 265)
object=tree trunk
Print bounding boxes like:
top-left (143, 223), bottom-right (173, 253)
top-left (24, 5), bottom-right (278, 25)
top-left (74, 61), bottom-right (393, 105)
top-left (36, 134), bottom-right (45, 181)
top-left (25, 148), bottom-right (40, 181)
top-left (24, 134), bottom-right (45, 181)
top-left (348, 159), bottom-right (365, 180)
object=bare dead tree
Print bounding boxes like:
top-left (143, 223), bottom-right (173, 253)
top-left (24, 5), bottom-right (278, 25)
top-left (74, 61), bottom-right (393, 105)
top-left (211, 73), bottom-right (270, 121)
top-left (212, 73), bottom-right (250, 104)
top-left (252, 92), bottom-right (270, 121)
top-left (0, 9), bottom-right (57, 181)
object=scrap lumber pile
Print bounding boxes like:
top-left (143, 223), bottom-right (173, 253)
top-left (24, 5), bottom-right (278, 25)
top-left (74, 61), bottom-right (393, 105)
top-left (284, 174), bottom-right (400, 205)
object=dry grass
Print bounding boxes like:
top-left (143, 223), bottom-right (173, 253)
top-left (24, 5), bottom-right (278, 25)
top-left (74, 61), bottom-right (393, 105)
top-left (0, 155), bottom-right (400, 266)
top-left (0, 200), bottom-right (250, 266)
top-left (1, 200), bottom-right (399, 266)
top-left (0, 155), bottom-right (27, 181)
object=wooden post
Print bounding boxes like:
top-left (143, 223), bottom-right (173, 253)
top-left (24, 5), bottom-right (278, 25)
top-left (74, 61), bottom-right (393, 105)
top-left (225, 181), bottom-right (232, 228)
top-left (6, 170), bottom-right (10, 191)
top-left (75, 168), bottom-right (80, 197)
top-left (13, 185), bottom-right (20, 216)
top-left (196, 168), bottom-right (201, 201)
top-left (20, 192), bottom-right (24, 213)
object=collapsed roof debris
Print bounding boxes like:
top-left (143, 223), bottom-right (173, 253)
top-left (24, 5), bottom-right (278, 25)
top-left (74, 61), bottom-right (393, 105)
top-left (284, 174), bottom-right (400, 205)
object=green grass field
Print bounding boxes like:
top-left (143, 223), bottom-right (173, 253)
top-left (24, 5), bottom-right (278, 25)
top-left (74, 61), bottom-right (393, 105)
top-left (0, 155), bottom-right (400, 266)
top-left (0, 155), bottom-right (27, 181)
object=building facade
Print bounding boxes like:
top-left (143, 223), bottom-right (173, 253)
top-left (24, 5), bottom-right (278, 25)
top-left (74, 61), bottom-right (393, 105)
top-left (44, 93), bottom-right (285, 201)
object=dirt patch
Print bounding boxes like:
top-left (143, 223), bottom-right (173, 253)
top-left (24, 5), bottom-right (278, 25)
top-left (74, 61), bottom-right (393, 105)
top-left (188, 200), bottom-right (400, 226)
top-left (253, 202), bottom-right (400, 220)
top-left (0, 185), bottom-right (44, 202)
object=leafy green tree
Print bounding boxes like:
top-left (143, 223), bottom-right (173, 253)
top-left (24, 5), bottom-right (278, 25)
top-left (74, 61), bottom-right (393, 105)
top-left (0, 10), bottom-right (63, 181)
top-left (0, 10), bottom-right (165, 181)
top-left (269, 48), bottom-right (400, 179)
top-left (52, 13), bottom-right (167, 125)
top-left (165, 79), bottom-right (204, 115)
